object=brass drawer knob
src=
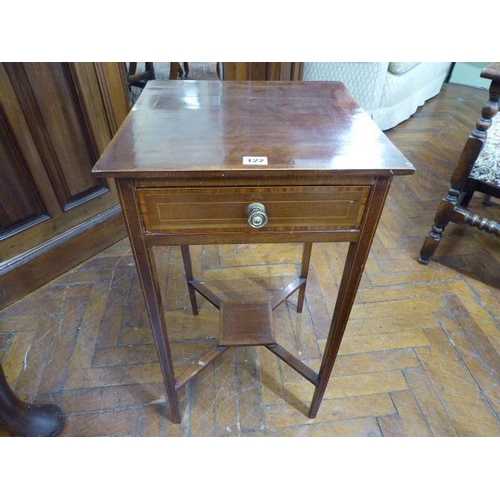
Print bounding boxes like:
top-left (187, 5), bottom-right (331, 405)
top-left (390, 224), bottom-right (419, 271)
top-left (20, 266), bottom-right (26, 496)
top-left (246, 202), bottom-right (268, 228)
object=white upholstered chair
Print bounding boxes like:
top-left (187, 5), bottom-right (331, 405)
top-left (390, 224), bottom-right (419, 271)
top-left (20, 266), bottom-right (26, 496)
top-left (302, 62), bottom-right (452, 130)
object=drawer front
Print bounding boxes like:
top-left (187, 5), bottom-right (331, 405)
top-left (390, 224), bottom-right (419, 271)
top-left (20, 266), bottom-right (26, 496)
top-left (138, 186), bottom-right (370, 234)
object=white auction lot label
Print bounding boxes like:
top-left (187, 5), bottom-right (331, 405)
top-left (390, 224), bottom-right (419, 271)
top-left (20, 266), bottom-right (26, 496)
top-left (242, 156), bottom-right (268, 165)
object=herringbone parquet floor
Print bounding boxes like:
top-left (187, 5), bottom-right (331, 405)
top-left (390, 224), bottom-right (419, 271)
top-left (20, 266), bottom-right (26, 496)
top-left (1, 70), bottom-right (499, 437)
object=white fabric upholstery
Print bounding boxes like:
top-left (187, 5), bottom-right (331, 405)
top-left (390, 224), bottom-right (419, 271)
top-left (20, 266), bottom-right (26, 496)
top-left (374, 63), bottom-right (452, 130)
top-left (303, 62), bottom-right (452, 130)
top-left (302, 62), bottom-right (388, 110)
top-left (388, 62), bottom-right (419, 75)
top-left (470, 113), bottom-right (500, 188)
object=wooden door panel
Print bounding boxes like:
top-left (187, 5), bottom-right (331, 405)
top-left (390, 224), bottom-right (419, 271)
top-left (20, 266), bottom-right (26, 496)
top-left (0, 63), bottom-right (122, 262)
top-left (0, 64), bottom-right (62, 217)
top-left (0, 62), bottom-right (130, 309)
top-left (8, 62), bottom-right (108, 211)
top-left (69, 63), bottom-right (116, 153)
top-left (0, 109), bottom-right (48, 236)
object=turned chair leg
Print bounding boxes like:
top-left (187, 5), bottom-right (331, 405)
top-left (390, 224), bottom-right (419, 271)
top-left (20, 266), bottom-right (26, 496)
top-left (419, 184), bottom-right (462, 264)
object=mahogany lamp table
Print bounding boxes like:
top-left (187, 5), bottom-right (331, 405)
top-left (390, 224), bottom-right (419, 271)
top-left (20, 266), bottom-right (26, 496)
top-left (93, 80), bottom-right (414, 423)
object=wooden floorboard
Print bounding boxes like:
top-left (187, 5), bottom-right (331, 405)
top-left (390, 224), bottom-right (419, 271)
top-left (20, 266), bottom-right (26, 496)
top-left (1, 71), bottom-right (499, 437)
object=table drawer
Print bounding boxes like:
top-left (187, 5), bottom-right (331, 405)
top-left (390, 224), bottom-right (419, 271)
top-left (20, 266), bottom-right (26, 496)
top-left (137, 186), bottom-right (370, 233)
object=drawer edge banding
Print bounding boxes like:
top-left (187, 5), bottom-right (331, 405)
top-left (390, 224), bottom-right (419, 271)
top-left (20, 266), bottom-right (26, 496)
top-left (138, 185), bottom-right (370, 234)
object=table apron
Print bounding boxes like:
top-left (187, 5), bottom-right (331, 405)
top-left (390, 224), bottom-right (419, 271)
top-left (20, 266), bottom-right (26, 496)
top-left (143, 230), bottom-right (360, 246)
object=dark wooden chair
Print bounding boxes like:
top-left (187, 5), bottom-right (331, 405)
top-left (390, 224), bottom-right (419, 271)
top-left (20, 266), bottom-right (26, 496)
top-left (127, 62), bottom-right (156, 88)
top-left (419, 63), bottom-right (500, 264)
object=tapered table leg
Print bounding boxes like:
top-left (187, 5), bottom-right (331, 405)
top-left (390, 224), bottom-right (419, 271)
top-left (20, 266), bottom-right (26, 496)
top-left (181, 245), bottom-right (199, 315)
top-left (117, 179), bottom-right (182, 423)
top-left (309, 177), bottom-right (392, 417)
top-left (296, 242), bottom-right (312, 313)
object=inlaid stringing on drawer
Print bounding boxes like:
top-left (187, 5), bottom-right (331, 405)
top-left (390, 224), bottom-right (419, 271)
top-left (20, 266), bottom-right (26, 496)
top-left (137, 185), bottom-right (370, 233)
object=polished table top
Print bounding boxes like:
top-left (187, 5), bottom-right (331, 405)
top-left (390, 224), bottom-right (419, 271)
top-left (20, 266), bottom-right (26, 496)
top-left (93, 81), bottom-right (414, 178)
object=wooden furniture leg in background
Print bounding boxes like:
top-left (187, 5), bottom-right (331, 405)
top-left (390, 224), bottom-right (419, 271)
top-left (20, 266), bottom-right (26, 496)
top-left (0, 364), bottom-right (66, 437)
top-left (170, 63), bottom-right (190, 80)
